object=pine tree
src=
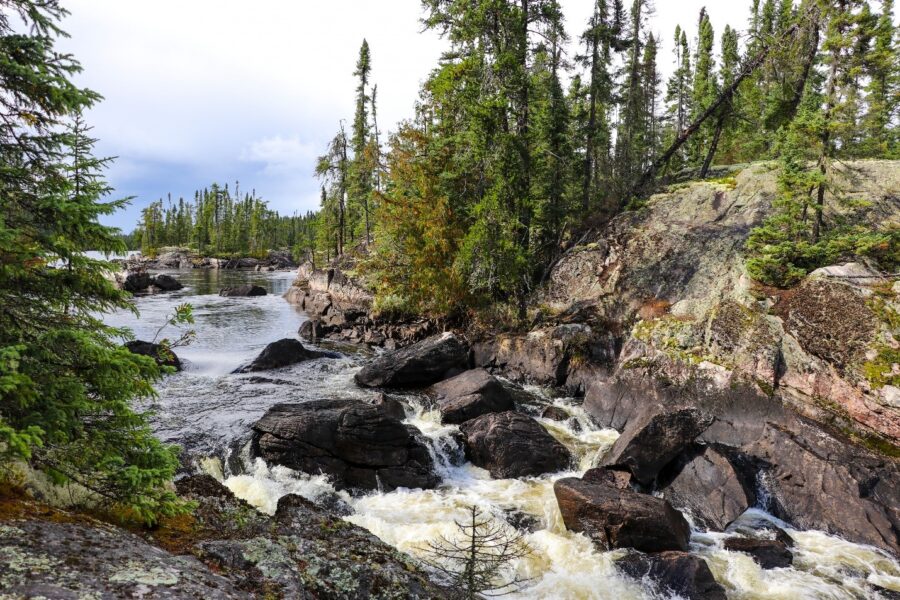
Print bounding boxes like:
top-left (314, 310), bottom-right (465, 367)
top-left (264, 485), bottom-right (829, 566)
top-left (316, 125), bottom-right (350, 255)
top-left (578, 0), bottom-right (620, 214)
top-left (349, 40), bottom-right (374, 243)
top-left (0, 1), bottom-right (181, 521)
top-left (690, 8), bottom-right (717, 166)
top-left (861, 0), bottom-right (898, 156)
top-left (664, 26), bottom-right (692, 169)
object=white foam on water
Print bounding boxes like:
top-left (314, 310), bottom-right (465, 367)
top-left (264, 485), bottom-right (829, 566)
top-left (222, 458), bottom-right (348, 515)
top-left (211, 396), bottom-right (900, 599)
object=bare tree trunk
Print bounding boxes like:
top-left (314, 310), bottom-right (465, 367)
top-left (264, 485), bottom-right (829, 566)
top-left (699, 114), bottom-right (725, 178)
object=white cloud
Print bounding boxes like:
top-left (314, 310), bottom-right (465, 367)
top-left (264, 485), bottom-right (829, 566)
top-left (240, 136), bottom-right (318, 175)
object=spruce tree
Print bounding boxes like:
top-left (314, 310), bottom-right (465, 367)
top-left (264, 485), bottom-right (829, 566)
top-left (0, 1), bottom-right (181, 521)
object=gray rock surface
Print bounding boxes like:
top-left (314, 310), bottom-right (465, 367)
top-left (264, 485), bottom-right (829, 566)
top-left (617, 551), bottom-right (726, 600)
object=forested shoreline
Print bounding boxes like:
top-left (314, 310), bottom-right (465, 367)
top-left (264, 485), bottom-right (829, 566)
top-left (132, 0), bottom-right (898, 313)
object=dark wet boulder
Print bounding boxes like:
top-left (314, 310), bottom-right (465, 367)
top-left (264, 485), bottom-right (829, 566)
top-left (541, 405), bottom-right (570, 422)
top-left (298, 318), bottom-right (328, 343)
top-left (723, 537), bottom-right (793, 569)
top-left (616, 551), bottom-right (726, 600)
top-left (659, 445), bottom-right (757, 531)
top-left (553, 477), bottom-right (691, 552)
top-left (459, 411), bottom-right (572, 479)
top-left (234, 338), bottom-right (332, 373)
top-left (219, 284), bottom-right (267, 297)
top-left (251, 399), bottom-right (439, 493)
top-left (428, 368), bottom-right (515, 424)
top-left (120, 270), bottom-right (152, 292)
top-left (601, 406), bottom-right (714, 486)
top-left (370, 393), bottom-right (407, 421)
top-left (150, 273), bottom-right (183, 291)
top-left (354, 332), bottom-right (469, 388)
top-left (124, 339), bottom-right (181, 370)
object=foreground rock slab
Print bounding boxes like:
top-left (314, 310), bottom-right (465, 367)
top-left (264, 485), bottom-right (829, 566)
top-left (428, 368), bottom-right (515, 424)
top-left (355, 332), bottom-right (469, 388)
top-left (220, 284), bottom-right (267, 297)
top-left (601, 406), bottom-right (713, 486)
top-left (251, 399), bottom-right (439, 492)
top-left (124, 339), bottom-right (182, 371)
top-left (554, 477), bottom-right (690, 552)
top-left (234, 338), bottom-right (333, 373)
top-left (616, 551), bottom-right (726, 600)
top-left (0, 518), bottom-right (246, 599)
top-left (459, 411), bottom-right (572, 478)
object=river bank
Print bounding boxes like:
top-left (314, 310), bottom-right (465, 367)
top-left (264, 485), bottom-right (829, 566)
top-left (3, 161), bottom-right (899, 599)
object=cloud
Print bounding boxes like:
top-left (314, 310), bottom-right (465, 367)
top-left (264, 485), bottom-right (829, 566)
top-left (240, 136), bottom-right (318, 176)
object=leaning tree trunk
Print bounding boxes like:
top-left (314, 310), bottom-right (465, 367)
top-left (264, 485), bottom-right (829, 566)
top-left (699, 113), bottom-right (726, 178)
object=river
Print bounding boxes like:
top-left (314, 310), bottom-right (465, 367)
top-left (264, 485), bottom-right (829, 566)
top-left (105, 267), bottom-right (900, 599)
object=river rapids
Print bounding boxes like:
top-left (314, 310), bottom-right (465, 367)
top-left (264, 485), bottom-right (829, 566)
top-left (105, 268), bottom-right (900, 600)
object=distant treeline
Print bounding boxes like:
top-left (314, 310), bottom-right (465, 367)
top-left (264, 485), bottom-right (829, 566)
top-left (125, 184), bottom-right (318, 259)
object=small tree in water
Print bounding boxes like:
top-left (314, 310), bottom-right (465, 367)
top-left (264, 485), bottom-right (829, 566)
top-left (421, 505), bottom-right (531, 599)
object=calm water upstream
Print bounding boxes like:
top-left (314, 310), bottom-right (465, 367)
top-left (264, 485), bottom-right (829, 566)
top-left (106, 268), bottom-right (900, 600)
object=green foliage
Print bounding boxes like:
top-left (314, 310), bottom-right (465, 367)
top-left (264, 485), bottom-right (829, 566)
top-left (0, 1), bottom-right (182, 522)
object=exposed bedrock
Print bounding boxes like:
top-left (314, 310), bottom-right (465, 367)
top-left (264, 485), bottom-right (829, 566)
top-left (583, 372), bottom-right (900, 554)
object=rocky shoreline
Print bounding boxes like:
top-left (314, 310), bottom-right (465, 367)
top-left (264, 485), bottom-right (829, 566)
top-left (278, 161), bottom-right (900, 556)
top-left (116, 248), bottom-right (298, 272)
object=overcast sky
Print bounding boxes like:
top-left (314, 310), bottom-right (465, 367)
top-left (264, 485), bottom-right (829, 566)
top-left (58, 0), bottom-right (754, 230)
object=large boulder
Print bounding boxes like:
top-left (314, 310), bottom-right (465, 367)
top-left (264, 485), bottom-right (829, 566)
top-left (219, 284), bottom-right (267, 297)
top-left (723, 537), bottom-right (793, 569)
top-left (659, 444), bottom-right (757, 531)
top-left (616, 551), bottom-right (726, 600)
top-left (553, 477), bottom-right (691, 552)
top-left (124, 340), bottom-right (181, 371)
top-left (427, 368), bottom-right (515, 424)
top-left (251, 399), bottom-right (439, 492)
top-left (601, 406), bottom-right (714, 486)
top-left (355, 332), bottom-right (469, 388)
top-left (234, 338), bottom-right (333, 373)
top-left (459, 411), bottom-right (572, 479)
top-left (150, 273), bottom-right (183, 291)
